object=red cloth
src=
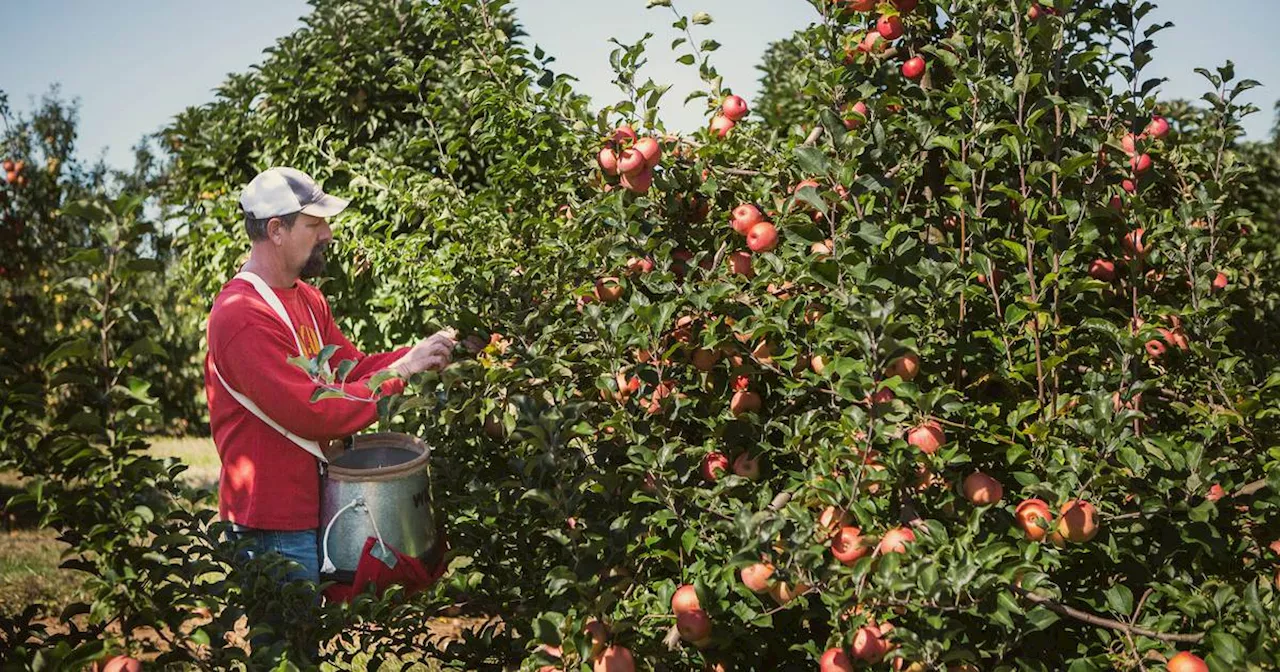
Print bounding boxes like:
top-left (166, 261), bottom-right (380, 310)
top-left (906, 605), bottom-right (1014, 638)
top-left (204, 277), bottom-right (411, 530)
top-left (323, 536), bottom-right (449, 603)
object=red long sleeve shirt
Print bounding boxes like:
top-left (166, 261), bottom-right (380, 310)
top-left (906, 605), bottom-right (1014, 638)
top-left (204, 277), bottom-right (411, 530)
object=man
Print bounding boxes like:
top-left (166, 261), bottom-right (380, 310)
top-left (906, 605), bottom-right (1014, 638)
top-left (203, 167), bottom-right (464, 611)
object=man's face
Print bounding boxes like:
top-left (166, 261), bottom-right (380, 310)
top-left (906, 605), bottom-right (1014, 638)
top-left (274, 212), bottom-right (332, 279)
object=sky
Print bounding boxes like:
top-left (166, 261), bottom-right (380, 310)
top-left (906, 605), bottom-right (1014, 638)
top-left (1, 0), bottom-right (1277, 171)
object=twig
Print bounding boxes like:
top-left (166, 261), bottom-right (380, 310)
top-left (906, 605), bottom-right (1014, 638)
top-left (1234, 479), bottom-right (1267, 498)
top-left (1011, 585), bottom-right (1204, 643)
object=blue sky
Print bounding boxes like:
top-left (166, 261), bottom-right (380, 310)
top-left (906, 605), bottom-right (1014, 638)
top-left (1, 0), bottom-right (1277, 170)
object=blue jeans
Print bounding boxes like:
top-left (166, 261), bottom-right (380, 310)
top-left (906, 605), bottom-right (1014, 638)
top-left (229, 527), bottom-right (320, 585)
top-left (227, 527), bottom-right (321, 661)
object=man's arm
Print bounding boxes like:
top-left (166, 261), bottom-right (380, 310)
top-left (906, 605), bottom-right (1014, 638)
top-left (215, 319), bottom-right (405, 442)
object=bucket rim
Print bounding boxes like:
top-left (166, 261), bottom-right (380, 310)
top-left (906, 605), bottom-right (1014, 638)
top-left (326, 432), bottom-right (430, 481)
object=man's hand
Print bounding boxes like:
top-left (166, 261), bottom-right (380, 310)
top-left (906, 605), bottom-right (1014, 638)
top-left (391, 328), bottom-right (458, 377)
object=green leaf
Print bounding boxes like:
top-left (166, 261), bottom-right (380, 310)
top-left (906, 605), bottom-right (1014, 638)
top-left (1103, 585), bottom-right (1132, 615)
top-left (43, 338), bottom-right (94, 367)
top-left (793, 147), bottom-right (830, 176)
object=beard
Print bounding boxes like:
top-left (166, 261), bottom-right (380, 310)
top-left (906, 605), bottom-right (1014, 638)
top-left (300, 242), bottom-right (328, 279)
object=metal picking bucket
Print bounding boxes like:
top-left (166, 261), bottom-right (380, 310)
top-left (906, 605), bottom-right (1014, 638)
top-left (319, 432), bottom-right (436, 582)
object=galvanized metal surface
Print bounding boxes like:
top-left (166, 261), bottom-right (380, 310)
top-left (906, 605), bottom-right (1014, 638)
top-left (320, 436), bottom-right (435, 574)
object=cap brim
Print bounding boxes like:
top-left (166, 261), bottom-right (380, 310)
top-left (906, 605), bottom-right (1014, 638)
top-left (299, 193), bottom-right (350, 218)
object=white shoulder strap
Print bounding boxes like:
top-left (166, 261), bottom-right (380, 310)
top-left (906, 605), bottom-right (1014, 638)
top-left (215, 270), bottom-right (329, 463)
top-left (235, 271), bottom-right (306, 356)
top-left (211, 360), bottom-right (327, 463)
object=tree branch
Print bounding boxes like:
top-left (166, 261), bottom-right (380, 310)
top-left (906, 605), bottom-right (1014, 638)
top-left (1010, 585), bottom-right (1204, 644)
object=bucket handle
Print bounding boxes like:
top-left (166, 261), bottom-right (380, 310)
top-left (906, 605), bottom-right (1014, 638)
top-left (320, 496), bottom-right (389, 575)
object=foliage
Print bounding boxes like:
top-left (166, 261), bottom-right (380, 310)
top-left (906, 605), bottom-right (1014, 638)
top-left (2, 0), bottom-right (1280, 670)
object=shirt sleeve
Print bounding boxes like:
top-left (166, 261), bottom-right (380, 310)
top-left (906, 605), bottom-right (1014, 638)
top-left (214, 311), bottom-right (406, 442)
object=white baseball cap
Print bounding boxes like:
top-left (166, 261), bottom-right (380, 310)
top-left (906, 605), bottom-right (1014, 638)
top-left (239, 167), bottom-right (350, 219)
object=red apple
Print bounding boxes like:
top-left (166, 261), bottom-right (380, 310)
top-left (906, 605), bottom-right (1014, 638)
top-left (691, 348), bottom-right (719, 371)
top-left (902, 56), bottom-right (926, 80)
top-left (876, 14), bottom-right (905, 40)
top-left (731, 204), bottom-right (763, 234)
top-left (1122, 228), bottom-right (1148, 257)
top-left (620, 167), bottom-right (653, 194)
top-left (102, 657), bottom-right (142, 672)
top-left (618, 148), bottom-right (646, 175)
top-left (851, 625), bottom-right (886, 662)
top-left (1015, 498), bottom-right (1052, 541)
top-left (859, 30), bottom-right (886, 53)
top-left (732, 452), bottom-right (761, 480)
top-left (625, 257), bottom-right (655, 275)
top-left (847, 0), bottom-right (876, 10)
top-left (1122, 178), bottom-right (1137, 194)
top-left (594, 277), bottom-right (624, 303)
top-left (746, 221), bottom-right (779, 252)
top-left (594, 645), bottom-right (635, 672)
top-left (811, 239), bottom-right (834, 257)
top-left (1089, 259), bottom-right (1117, 281)
top-left (907, 421), bottom-right (945, 454)
top-left (1166, 652), bottom-right (1207, 672)
top-left (879, 527), bottom-right (916, 554)
top-left (612, 125), bottom-right (637, 144)
top-left (817, 506), bottom-right (851, 540)
top-left (730, 390), bottom-right (763, 417)
top-left (895, 0), bottom-right (918, 12)
top-left (722, 95), bottom-right (749, 122)
top-left (831, 526), bottom-right (871, 565)
top-left (962, 471), bottom-right (1004, 506)
top-left (791, 178), bottom-right (821, 195)
top-left (597, 148), bottom-right (619, 175)
top-left (677, 609), bottom-right (712, 645)
top-left (710, 115), bottom-right (735, 138)
top-left (1211, 271), bottom-right (1228, 292)
top-left (769, 580), bottom-right (809, 605)
top-left (1121, 132), bottom-right (1139, 157)
top-left (702, 452), bottom-right (730, 482)
top-left (885, 352), bottom-right (920, 381)
top-left (870, 387), bottom-right (895, 407)
top-left (634, 136), bottom-right (662, 168)
top-left (843, 101), bottom-right (869, 129)
top-left (1130, 153), bottom-right (1152, 174)
top-left (727, 250), bottom-right (754, 278)
top-left (820, 647), bottom-right (855, 672)
top-left (741, 562), bottom-right (775, 593)
top-left (1147, 115), bottom-right (1170, 139)
top-left (1057, 500), bottom-right (1099, 543)
top-left (977, 267), bottom-right (1006, 289)
top-left (672, 584), bottom-right (701, 614)
top-left (584, 620), bottom-right (609, 660)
